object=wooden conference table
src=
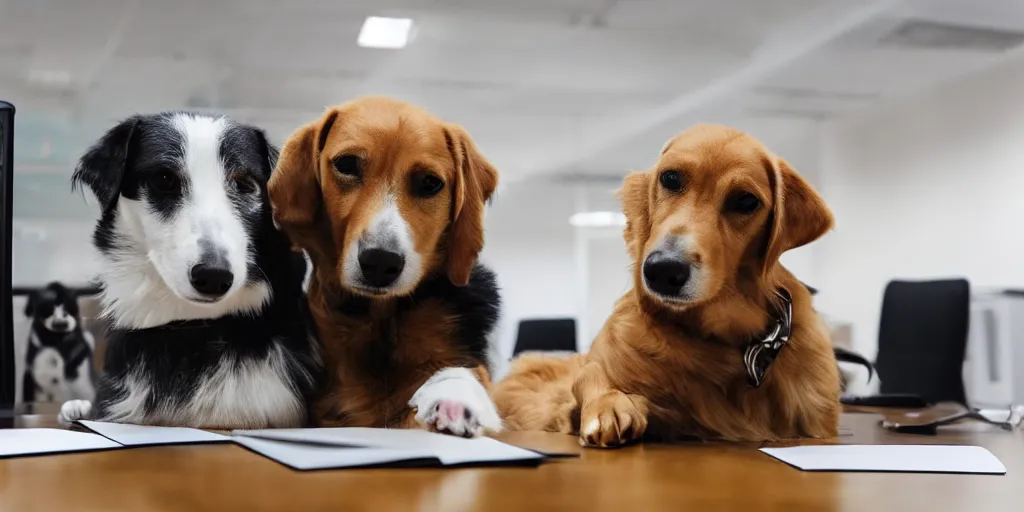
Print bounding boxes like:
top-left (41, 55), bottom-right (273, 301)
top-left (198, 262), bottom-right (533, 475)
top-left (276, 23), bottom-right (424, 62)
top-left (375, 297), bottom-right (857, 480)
top-left (1, 409), bottom-right (1021, 511)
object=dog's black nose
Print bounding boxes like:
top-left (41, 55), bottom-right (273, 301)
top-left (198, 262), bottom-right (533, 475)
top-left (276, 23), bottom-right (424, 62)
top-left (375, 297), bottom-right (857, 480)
top-left (642, 254), bottom-right (691, 297)
top-left (189, 263), bottom-right (234, 298)
top-left (359, 249), bottom-right (405, 288)
top-left (51, 319), bottom-right (69, 331)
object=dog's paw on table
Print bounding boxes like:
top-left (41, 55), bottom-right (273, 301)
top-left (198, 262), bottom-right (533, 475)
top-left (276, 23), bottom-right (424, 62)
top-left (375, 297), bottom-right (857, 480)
top-left (58, 400), bottom-right (93, 426)
top-left (420, 400), bottom-right (484, 437)
top-left (410, 367), bottom-right (503, 438)
top-left (580, 392), bottom-right (647, 448)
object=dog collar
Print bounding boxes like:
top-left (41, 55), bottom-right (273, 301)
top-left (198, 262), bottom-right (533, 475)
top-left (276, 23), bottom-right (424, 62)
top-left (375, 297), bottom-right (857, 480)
top-left (743, 288), bottom-right (793, 388)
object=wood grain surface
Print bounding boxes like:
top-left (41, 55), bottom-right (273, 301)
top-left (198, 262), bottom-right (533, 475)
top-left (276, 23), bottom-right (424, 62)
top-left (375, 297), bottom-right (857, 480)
top-left (0, 411), bottom-right (1019, 511)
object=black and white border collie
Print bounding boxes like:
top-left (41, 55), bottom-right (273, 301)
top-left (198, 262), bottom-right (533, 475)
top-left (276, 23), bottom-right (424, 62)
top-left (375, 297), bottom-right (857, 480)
top-left (23, 282), bottom-right (96, 404)
top-left (60, 112), bottom-right (320, 429)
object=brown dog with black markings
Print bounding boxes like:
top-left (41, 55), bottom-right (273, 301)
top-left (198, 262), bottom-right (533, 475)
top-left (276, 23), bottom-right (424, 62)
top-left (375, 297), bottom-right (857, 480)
top-left (492, 124), bottom-right (840, 446)
top-left (269, 97), bottom-right (503, 437)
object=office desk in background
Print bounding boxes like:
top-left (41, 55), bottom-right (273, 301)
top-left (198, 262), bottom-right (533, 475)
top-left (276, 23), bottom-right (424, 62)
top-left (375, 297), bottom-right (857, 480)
top-left (1, 411), bottom-right (1021, 511)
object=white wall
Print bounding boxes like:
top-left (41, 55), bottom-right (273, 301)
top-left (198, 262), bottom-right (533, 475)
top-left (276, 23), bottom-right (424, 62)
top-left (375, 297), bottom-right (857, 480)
top-left (815, 52), bottom-right (1024, 358)
top-left (583, 235), bottom-right (632, 351)
top-left (482, 180), bottom-right (581, 376)
top-left (13, 220), bottom-right (101, 288)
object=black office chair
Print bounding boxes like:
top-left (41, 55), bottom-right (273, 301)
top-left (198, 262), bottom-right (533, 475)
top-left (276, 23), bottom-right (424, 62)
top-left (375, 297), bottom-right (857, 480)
top-left (512, 318), bottom-right (577, 356)
top-left (874, 278), bottom-right (970, 405)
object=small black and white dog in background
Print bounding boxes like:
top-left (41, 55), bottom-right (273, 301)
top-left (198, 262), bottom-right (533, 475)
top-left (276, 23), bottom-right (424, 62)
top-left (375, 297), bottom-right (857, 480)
top-left (60, 112), bottom-right (321, 429)
top-left (23, 281), bottom-right (96, 404)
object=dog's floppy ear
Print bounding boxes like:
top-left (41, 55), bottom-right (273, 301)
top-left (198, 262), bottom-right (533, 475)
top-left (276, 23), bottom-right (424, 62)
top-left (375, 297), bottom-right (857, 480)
top-left (253, 127), bottom-right (280, 176)
top-left (71, 117), bottom-right (139, 213)
top-left (444, 124), bottom-right (499, 287)
top-left (618, 171), bottom-right (652, 261)
top-left (268, 110), bottom-right (338, 229)
top-left (762, 157), bottom-right (834, 274)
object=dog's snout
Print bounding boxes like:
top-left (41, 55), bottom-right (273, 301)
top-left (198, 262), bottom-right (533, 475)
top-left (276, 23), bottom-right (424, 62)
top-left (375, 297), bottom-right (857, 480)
top-left (189, 261), bottom-right (234, 298)
top-left (642, 253), bottom-right (692, 297)
top-left (359, 249), bottom-right (406, 288)
top-left (51, 319), bottom-right (69, 331)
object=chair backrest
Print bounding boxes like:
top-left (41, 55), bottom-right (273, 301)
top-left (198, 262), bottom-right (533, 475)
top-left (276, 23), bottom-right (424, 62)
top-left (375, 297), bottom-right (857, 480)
top-left (875, 278), bottom-right (970, 404)
top-left (513, 318), bottom-right (577, 356)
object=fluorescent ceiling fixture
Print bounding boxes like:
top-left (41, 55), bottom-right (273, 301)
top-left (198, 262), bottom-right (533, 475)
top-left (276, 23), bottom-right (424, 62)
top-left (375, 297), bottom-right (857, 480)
top-left (569, 211), bottom-right (626, 228)
top-left (358, 16), bottom-right (413, 49)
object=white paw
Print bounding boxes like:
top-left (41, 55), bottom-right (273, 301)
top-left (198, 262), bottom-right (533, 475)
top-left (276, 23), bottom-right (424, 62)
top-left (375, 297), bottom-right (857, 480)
top-left (59, 399), bottom-right (93, 426)
top-left (409, 367), bottom-right (503, 437)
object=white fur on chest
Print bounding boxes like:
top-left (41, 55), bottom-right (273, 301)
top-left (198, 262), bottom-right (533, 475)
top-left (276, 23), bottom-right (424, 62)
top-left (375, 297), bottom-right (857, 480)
top-left (103, 342), bottom-right (305, 429)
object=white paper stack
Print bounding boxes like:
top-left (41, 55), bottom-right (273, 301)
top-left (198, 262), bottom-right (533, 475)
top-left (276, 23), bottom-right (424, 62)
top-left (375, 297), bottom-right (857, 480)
top-left (0, 428), bottom-right (122, 458)
top-left (80, 420), bottom-right (231, 446)
top-left (0, 422), bottom-right (550, 471)
top-left (231, 427), bottom-right (547, 468)
top-left (231, 437), bottom-right (441, 470)
top-left (760, 445), bottom-right (1006, 475)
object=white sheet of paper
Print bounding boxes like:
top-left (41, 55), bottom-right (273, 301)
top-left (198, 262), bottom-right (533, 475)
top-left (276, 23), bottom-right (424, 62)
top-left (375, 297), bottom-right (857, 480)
top-left (233, 436), bottom-right (440, 470)
top-left (233, 427), bottom-right (545, 466)
top-left (760, 445), bottom-right (1006, 474)
top-left (79, 421), bottom-right (230, 446)
top-left (0, 429), bottom-right (122, 458)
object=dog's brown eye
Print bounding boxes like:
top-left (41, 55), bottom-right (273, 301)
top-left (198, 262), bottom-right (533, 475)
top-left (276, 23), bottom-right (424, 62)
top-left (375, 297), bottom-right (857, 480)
top-left (411, 172), bottom-right (444, 198)
top-left (659, 170), bottom-right (683, 192)
top-left (726, 192), bottom-right (761, 214)
top-left (333, 155), bottom-right (362, 178)
top-left (232, 174), bottom-right (259, 195)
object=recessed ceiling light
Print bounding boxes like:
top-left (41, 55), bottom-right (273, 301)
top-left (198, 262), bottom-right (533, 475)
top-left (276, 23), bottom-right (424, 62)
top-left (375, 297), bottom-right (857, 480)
top-left (569, 211), bottom-right (626, 228)
top-left (358, 16), bottom-right (413, 49)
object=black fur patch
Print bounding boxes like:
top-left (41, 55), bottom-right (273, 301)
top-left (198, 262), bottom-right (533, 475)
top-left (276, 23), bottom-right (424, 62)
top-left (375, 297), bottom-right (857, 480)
top-left (400, 265), bottom-right (501, 370)
top-left (331, 264), bottom-right (501, 372)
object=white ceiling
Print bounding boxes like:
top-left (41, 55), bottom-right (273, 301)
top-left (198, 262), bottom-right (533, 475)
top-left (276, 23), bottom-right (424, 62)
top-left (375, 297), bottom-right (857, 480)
top-left (3, 0), bottom-right (1024, 219)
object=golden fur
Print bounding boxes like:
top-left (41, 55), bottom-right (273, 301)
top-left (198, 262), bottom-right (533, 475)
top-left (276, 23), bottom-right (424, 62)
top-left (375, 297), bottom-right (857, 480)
top-left (268, 96), bottom-right (499, 429)
top-left (492, 124), bottom-right (840, 445)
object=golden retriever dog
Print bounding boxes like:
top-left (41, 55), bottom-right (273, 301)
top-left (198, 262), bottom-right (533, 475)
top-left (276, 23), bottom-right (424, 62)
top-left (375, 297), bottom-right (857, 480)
top-left (492, 124), bottom-right (840, 446)
top-left (268, 97), bottom-right (503, 437)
